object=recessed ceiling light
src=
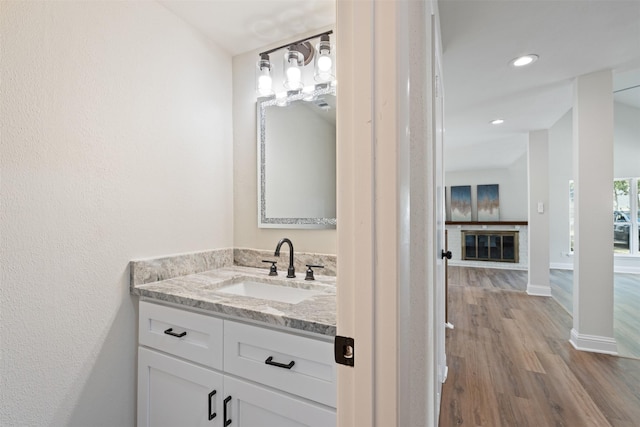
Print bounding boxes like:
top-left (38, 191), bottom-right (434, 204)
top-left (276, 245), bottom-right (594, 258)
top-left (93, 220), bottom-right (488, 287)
top-left (490, 119), bottom-right (504, 125)
top-left (510, 54), bottom-right (539, 67)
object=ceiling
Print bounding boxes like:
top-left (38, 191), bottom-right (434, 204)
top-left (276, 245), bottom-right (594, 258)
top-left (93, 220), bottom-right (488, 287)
top-left (159, 0), bottom-right (640, 172)
top-left (159, 0), bottom-right (335, 56)
top-left (439, 0), bottom-right (640, 172)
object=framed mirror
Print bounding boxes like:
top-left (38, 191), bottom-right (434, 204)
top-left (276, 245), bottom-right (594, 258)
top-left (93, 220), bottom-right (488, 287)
top-left (258, 85), bottom-right (337, 228)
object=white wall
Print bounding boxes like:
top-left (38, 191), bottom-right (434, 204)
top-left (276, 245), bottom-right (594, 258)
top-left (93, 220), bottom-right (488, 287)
top-left (548, 102), bottom-right (640, 270)
top-left (0, 2), bottom-right (233, 426)
top-left (445, 152), bottom-right (528, 221)
top-left (549, 110), bottom-right (574, 265)
top-left (614, 102), bottom-right (640, 178)
top-left (233, 32), bottom-right (337, 254)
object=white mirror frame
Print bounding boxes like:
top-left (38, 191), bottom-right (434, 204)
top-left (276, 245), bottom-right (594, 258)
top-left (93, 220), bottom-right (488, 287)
top-left (257, 85), bottom-right (337, 229)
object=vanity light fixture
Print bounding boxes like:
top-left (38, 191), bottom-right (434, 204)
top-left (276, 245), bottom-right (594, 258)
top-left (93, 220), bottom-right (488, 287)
top-left (314, 34), bottom-right (334, 82)
top-left (256, 53), bottom-right (274, 97)
top-left (256, 30), bottom-right (334, 98)
top-left (284, 48), bottom-right (304, 90)
top-left (490, 119), bottom-right (504, 125)
top-left (510, 54), bottom-right (539, 67)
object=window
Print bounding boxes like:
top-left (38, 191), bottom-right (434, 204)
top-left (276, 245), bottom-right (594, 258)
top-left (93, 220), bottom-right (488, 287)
top-left (569, 178), bottom-right (639, 256)
top-left (613, 178), bottom-right (639, 255)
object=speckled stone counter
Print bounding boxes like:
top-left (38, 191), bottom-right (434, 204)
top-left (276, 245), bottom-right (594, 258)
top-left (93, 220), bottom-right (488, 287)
top-left (131, 265), bottom-right (336, 337)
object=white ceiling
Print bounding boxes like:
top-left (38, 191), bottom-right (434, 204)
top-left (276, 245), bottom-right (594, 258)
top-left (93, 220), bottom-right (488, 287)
top-left (159, 0), bottom-right (639, 172)
top-left (439, 0), bottom-right (640, 172)
top-left (159, 0), bottom-right (335, 56)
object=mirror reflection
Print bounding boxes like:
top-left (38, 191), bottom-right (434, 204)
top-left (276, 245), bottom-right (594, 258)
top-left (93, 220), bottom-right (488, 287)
top-left (258, 86), bottom-right (337, 228)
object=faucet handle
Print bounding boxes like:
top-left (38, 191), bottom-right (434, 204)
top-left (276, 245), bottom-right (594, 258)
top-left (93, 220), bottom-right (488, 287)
top-left (262, 260), bottom-right (278, 276)
top-left (305, 264), bottom-right (324, 281)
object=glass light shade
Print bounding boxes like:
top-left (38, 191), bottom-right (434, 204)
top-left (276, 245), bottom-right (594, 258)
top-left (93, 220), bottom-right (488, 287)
top-left (283, 50), bottom-right (304, 90)
top-left (256, 54), bottom-right (274, 97)
top-left (314, 35), bottom-right (334, 82)
top-left (317, 55), bottom-right (332, 72)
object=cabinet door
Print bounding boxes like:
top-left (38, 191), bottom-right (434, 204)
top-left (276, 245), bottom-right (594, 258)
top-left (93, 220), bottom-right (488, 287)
top-left (138, 347), bottom-right (223, 427)
top-left (222, 376), bottom-right (335, 427)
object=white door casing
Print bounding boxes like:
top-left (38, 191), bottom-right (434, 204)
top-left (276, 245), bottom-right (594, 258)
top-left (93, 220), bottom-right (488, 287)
top-left (336, 0), bottom-right (445, 425)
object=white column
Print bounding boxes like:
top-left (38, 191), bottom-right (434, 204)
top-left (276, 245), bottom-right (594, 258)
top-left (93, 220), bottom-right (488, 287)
top-left (527, 130), bottom-right (551, 296)
top-left (570, 70), bottom-right (618, 355)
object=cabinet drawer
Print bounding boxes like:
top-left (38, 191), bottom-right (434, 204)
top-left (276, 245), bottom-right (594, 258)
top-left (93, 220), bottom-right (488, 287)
top-left (224, 321), bottom-right (336, 407)
top-left (139, 301), bottom-right (223, 369)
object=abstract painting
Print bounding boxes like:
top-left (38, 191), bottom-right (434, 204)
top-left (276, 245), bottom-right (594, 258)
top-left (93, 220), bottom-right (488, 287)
top-left (477, 184), bottom-right (500, 221)
top-left (451, 185), bottom-right (472, 221)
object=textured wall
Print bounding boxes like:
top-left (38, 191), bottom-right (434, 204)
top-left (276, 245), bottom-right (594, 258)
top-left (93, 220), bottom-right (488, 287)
top-left (0, 2), bottom-right (233, 425)
top-left (232, 33), bottom-right (337, 254)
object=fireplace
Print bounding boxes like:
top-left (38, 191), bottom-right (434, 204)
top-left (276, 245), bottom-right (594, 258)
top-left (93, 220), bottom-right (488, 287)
top-left (462, 230), bottom-right (519, 263)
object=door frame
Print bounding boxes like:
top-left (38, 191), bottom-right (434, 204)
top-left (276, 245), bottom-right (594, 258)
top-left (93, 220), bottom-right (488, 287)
top-left (335, 1), bottom-right (445, 425)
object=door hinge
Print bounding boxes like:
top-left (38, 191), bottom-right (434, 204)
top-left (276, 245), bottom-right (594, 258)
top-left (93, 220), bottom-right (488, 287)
top-left (334, 335), bottom-right (354, 367)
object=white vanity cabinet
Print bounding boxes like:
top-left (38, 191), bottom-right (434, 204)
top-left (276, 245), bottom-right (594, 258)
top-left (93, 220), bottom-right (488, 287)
top-left (138, 347), bottom-right (224, 427)
top-left (137, 301), bottom-right (336, 427)
top-left (223, 376), bottom-right (335, 427)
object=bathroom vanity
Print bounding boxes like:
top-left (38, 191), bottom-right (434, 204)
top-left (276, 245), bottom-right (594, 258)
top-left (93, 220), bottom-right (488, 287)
top-left (132, 262), bottom-right (337, 427)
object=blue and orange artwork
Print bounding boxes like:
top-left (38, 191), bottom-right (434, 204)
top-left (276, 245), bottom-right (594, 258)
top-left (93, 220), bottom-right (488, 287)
top-left (451, 185), bottom-right (472, 221)
top-left (477, 184), bottom-right (499, 221)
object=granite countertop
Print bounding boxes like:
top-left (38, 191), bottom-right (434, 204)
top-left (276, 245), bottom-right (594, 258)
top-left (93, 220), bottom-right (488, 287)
top-left (131, 265), bottom-right (336, 337)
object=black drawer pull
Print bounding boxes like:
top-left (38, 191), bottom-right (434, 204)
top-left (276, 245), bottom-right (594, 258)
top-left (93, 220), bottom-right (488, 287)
top-left (265, 356), bottom-right (295, 369)
top-left (208, 390), bottom-right (217, 420)
top-left (223, 396), bottom-right (232, 426)
top-left (163, 328), bottom-right (187, 338)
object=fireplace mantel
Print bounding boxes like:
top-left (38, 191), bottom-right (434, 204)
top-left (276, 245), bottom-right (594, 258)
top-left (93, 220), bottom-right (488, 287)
top-left (446, 221), bottom-right (528, 226)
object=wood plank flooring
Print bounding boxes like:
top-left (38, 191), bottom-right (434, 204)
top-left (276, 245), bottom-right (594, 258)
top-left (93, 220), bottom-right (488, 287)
top-left (440, 266), bottom-right (640, 427)
top-left (549, 269), bottom-right (640, 359)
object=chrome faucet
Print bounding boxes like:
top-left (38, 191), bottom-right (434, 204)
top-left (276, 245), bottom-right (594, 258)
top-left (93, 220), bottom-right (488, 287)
top-left (274, 238), bottom-right (295, 278)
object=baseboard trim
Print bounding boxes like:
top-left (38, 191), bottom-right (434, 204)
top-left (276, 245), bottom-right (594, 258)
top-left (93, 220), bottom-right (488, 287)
top-left (550, 262), bottom-right (640, 274)
top-left (526, 283), bottom-right (552, 297)
top-left (550, 262), bottom-right (573, 270)
top-left (615, 265), bottom-right (640, 274)
top-left (447, 261), bottom-right (527, 271)
top-left (570, 328), bottom-right (618, 355)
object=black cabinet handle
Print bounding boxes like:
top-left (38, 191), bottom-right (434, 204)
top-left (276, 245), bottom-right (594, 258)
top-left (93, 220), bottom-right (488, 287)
top-left (163, 328), bottom-right (187, 338)
top-left (265, 356), bottom-right (295, 369)
top-left (208, 390), bottom-right (217, 420)
top-left (441, 250), bottom-right (452, 260)
top-left (223, 396), bottom-right (232, 426)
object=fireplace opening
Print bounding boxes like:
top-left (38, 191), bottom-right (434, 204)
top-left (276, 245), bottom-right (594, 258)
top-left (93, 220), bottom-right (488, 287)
top-left (462, 230), bottom-right (519, 263)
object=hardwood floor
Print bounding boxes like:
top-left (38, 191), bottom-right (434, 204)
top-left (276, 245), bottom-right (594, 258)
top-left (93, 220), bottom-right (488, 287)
top-left (549, 269), bottom-right (640, 359)
top-left (440, 266), bottom-right (640, 427)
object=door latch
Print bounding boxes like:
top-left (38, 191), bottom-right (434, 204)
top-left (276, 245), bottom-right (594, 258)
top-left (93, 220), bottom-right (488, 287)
top-left (334, 335), bottom-right (354, 367)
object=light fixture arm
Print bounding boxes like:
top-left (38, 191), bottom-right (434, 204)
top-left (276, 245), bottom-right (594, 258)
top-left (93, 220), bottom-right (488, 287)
top-left (259, 30), bottom-right (333, 57)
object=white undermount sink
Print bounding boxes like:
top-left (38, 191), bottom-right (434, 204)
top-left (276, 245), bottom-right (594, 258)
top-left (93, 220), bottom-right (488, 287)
top-left (216, 280), bottom-right (322, 304)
